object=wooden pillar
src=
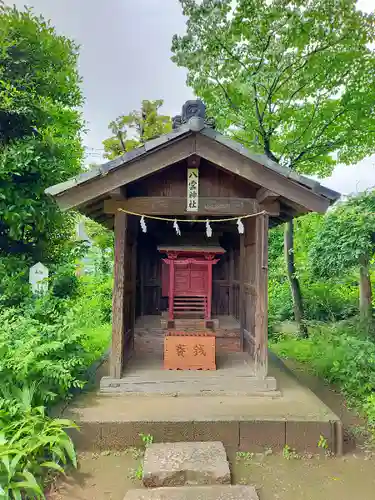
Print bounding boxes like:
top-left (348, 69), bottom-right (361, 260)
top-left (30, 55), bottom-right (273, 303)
top-left (229, 247), bottom-right (234, 317)
top-left (239, 233), bottom-right (245, 351)
top-left (130, 238), bottom-right (137, 350)
top-left (140, 246), bottom-right (145, 316)
top-left (254, 213), bottom-right (269, 379)
top-left (207, 261), bottom-right (213, 320)
top-left (110, 211), bottom-right (127, 379)
top-left (168, 260), bottom-right (175, 320)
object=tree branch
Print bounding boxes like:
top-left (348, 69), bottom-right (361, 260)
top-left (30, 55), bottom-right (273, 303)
top-left (282, 107), bottom-right (347, 167)
top-left (214, 77), bottom-right (240, 113)
top-left (293, 138), bottom-right (345, 165)
top-left (212, 32), bottom-right (271, 79)
top-left (280, 100), bottom-right (321, 159)
top-left (117, 131), bottom-right (126, 153)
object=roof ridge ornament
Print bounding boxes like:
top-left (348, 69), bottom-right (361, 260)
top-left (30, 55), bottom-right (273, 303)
top-left (172, 99), bottom-right (215, 130)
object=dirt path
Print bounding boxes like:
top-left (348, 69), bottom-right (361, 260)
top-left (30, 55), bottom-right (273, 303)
top-left (49, 449), bottom-right (375, 500)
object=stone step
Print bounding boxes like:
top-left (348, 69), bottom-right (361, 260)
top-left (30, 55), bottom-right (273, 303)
top-left (124, 485), bottom-right (259, 500)
top-left (100, 375), bottom-right (278, 395)
top-left (142, 441), bottom-right (230, 488)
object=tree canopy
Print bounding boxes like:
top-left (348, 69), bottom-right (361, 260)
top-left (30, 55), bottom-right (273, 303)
top-left (172, 0), bottom-right (375, 175)
top-left (310, 192), bottom-right (375, 279)
top-left (103, 99), bottom-right (172, 159)
top-left (310, 191), bottom-right (375, 320)
top-left (0, 5), bottom-right (84, 261)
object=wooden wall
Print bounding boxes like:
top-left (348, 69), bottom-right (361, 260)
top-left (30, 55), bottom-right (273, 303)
top-left (136, 232), bottom-right (167, 316)
top-left (110, 213), bottom-right (137, 378)
top-left (211, 235), bottom-right (241, 319)
top-left (242, 218), bottom-right (257, 357)
top-left (241, 214), bottom-right (269, 378)
top-left (127, 158), bottom-right (258, 199)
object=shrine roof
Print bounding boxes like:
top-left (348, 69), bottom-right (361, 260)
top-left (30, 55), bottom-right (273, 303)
top-left (45, 100), bottom-right (341, 228)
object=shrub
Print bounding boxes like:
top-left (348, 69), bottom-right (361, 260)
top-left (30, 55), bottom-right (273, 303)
top-left (0, 307), bottom-right (90, 404)
top-left (52, 273), bottom-right (79, 299)
top-left (74, 275), bottom-right (113, 326)
top-left (22, 294), bottom-right (71, 325)
top-left (0, 255), bottom-right (31, 307)
top-left (302, 281), bottom-right (358, 321)
top-left (268, 278), bottom-right (359, 331)
top-left (268, 279), bottom-right (293, 325)
top-left (272, 321), bottom-right (375, 415)
top-left (0, 384), bottom-right (77, 499)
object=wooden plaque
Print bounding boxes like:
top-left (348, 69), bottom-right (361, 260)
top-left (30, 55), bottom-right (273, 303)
top-left (164, 334), bottom-right (216, 370)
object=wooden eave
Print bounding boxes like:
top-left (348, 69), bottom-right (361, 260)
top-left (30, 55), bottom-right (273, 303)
top-left (45, 125), bottom-right (340, 227)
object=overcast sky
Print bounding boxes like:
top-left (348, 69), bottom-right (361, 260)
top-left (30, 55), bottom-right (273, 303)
top-left (6, 0), bottom-right (375, 195)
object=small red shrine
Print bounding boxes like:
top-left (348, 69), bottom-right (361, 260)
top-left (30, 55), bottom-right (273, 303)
top-left (158, 245), bottom-right (225, 322)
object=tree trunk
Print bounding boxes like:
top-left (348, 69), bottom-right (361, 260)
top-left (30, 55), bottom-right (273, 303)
top-left (359, 257), bottom-right (373, 326)
top-left (284, 220), bottom-right (308, 337)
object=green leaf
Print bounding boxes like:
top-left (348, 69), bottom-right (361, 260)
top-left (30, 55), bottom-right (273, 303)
top-left (16, 470), bottom-right (44, 496)
top-left (40, 461), bottom-right (65, 474)
top-left (52, 418), bottom-right (78, 429)
top-left (10, 454), bottom-right (23, 473)
top-left (60, 437), bottom-right (77, 468)
top-left (1, 456), bottom-right (10, 474)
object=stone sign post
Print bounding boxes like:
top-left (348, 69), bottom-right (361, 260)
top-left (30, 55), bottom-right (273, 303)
top-left (29, 262), bottom-right (49, 296)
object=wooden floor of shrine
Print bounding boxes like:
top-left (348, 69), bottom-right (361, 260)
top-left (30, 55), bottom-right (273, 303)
top-left (100, 352), bottom-right (278, 395)
top-left (100, 314), bottom-right (277, 395)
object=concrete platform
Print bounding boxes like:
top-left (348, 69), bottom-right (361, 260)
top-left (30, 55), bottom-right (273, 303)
top-left (63, 355), bottom-right (343, 455)
top-left (124, 485), bottom-right (259, 500)
top-left (100, 352), bottom-right (278, 396)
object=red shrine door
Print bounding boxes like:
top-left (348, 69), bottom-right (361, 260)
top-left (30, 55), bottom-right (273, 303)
top-left (160, 249), bottom-right (223, 321)
top-left (174, 262), bottom-right (207, 296)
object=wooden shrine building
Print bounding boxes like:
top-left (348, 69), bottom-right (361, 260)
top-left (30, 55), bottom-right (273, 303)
top-left (46, 100), bottom-right (340, 391)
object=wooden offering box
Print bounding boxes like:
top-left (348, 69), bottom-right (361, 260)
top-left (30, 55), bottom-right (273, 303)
top-left (164, 332), bottom-right (216, 370)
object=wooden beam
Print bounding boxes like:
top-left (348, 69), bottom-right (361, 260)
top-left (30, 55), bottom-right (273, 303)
top-left (254, 212), bottom-right (269, 379)
top-left (196, 134), bottom-right (329, 213)
top-left (280, 197), bottom-right (307, 214)
top-left (110, 210), bottom-right (127, 378)
top-left (104, 197), bottom-right (260, 216)
top-left (56, 135), bottom-right (196, 210)
top-left (239, 233), bottom-right (245, 350)
top-left (109, 186), bottom-right (126, 199)
top-left (256, 187), bottom-right (279, 204)
top-left (187, 154), bottom-right (200, 167)
top-left (260, 200), bottom-right (280, 217)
